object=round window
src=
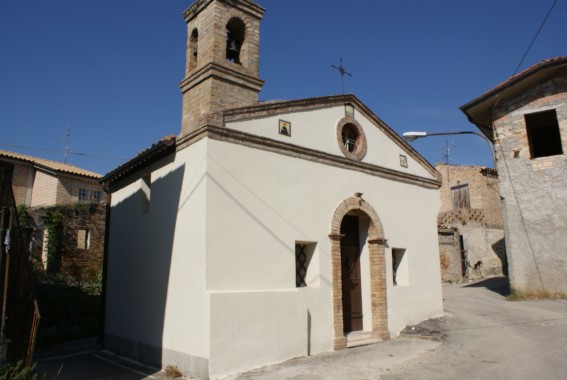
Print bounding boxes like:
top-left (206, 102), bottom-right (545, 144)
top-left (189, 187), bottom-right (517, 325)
top-left (342, 124), bottom-right (359, 153)
top-left (336, 116), bottom-right (367, 160)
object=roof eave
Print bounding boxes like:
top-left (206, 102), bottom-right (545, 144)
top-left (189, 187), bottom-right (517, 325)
top-left (460, 56), bottom-right (567, 138)
top-left (100, 136), bottom-right (176, 185)
top-left (223, 94), bottom-right (439, 178)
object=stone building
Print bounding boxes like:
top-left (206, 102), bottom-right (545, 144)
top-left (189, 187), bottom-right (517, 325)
top-left (461, 56), bottom-right (567, 297)
top-left (436, 163), bottom-right (506, 283)
top-left (0, 150), bottom-right (106, 282)
top-left (0, 149), bottom-right (106, 207)
top-left (101, 0), bottom-right (444, 378)
top-left (26, 204), bottom-right (106, 283)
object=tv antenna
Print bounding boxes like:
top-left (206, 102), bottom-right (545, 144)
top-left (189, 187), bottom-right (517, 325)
top-left (331, 57), bottom-right (352, 94)
top-left (63, 123), bottom-right (74, 164)
top-left (444, 139), bottom-right (457, 184)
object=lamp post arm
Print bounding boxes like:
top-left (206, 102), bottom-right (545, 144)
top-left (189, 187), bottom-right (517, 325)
top-left (409, 131), bottom-right (496, 169)
top-left (420, 131), bottom-right (496, 167)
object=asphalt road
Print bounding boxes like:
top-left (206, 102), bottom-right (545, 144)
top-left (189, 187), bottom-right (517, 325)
top-left (34, 277), bottom-right (567, 379)
top-left (382, 277), bottom-right (567, 380)
top-left (35, 339), bottom-right (168, 380)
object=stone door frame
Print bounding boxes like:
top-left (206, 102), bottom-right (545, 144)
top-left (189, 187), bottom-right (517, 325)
top-left (329, 196), bottom-right (390, 349)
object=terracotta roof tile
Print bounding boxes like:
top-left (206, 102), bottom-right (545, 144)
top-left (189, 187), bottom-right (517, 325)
top-left (101, 135), bottom-right (176, 184)
top-left (475, 56), bottom-right (567, 101)
top-left (0, 149), bottom-right (101, 178)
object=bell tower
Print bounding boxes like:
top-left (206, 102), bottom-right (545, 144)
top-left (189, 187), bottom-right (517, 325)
top-left (179, 0), bottom-right (265, 136)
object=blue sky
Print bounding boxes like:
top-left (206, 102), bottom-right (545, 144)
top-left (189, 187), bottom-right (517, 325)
top-left (1, 0), bottom-right (565, 175)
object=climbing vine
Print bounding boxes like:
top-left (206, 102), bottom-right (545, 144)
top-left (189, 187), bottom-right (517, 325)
top-left (17, 204), bottom-right (31, 227)
top-left (40, 207), bottom-right (66, 273)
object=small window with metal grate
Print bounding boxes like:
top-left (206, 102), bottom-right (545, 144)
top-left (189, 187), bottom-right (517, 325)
top-left (295, 242), bottom-right (319, 288)
top-left (392, 248), bottom-right (409, 286)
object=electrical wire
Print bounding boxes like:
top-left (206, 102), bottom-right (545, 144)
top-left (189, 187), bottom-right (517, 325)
top-left (494, 0), bottom-right (555, 287)
top-left (0, 143), bottom-right (127, 162)
top-left (511, 0), bottom-right (558, 77)
top-left (492, 127), bottom-right (546, 292)
top-left (492, 0), bottom-right (559, 292)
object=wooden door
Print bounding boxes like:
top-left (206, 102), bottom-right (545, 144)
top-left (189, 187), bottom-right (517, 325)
top-left (340, 215), bottom-right (363, 332)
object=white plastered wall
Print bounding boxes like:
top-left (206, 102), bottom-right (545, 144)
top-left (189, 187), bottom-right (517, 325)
top-left (226, 105), bottom-right (432, 178)
top-left (205, 136), bottom-right (442, 378)
top-left (105, 139), bottom-right (211, 371)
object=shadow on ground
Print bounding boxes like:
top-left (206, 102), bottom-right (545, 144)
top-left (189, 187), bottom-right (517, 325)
top-left (465, 276), bottom-right (510, 297)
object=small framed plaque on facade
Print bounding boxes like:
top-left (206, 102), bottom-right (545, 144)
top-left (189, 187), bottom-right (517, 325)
top-left (399, 154), bottom-right (408, 168)
top-left (345, 104), bottom-right (355, 117)
top-left (279, 120), bottom-right (291, 136)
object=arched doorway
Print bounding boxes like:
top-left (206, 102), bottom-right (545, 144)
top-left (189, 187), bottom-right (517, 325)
top-left (340, 214), bottom-right (363, 333)
top-left (329, 195), bottom-right (390, 349)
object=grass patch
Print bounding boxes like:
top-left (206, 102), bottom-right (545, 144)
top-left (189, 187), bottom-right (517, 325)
top-left (0, 361), bottom-right (39, 380)
top-left (507, 289), bottom-right (567, 301)
top-left (164, 365), bottom-right (183, 378)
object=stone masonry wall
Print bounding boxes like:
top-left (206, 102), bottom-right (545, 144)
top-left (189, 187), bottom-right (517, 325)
top-left (31, 171), bottom-right (59, 207)
top-left (438, 229), bottom-right (463, 283)
top-left (11, 163), bottom-right (32, 206)
top-left (180, 0), bottom-right (263, 135)
top-left (460, 224), bottom-right (506, 280)
top-left (27, 203), bottom-right (106, 284)
top-left (492, 72), bottom-right (567, 295)
top-left (437, 164), bottom-right (502, 228)
top-left (27, 170), bottom-right (106, 207)
top-left (436, 163), bottom-right (506, 280)
top-left (57, 176), bottom-right (107, 205)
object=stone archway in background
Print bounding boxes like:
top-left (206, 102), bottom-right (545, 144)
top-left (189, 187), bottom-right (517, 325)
top-left (329, 195), bottom-right (390, 349)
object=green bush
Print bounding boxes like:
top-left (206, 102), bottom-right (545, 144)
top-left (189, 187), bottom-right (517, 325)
top-left (0, 361), bottom-right (38, 380)
top-left (35, 283), bottom-right (101, 346)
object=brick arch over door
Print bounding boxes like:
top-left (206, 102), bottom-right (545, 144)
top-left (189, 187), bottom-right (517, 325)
top-left (329, 196), bottom-right (390, 349)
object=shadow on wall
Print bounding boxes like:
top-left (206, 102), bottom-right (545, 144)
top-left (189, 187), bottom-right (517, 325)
top-left (492, 237), bottom-right (508, 276)
top-left (104, 162), bottom-right (185, 370)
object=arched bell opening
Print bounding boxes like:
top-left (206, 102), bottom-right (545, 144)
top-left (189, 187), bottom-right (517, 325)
top-left (189, 28), bottom-right (199, 70)
top-left (226, 17), bottom-right (245, 64)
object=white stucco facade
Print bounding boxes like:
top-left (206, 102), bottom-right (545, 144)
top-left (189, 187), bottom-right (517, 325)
top-left (103, 99), bottom-right (443, 379)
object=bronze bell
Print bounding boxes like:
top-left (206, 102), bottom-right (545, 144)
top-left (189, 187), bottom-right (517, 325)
top-left (226, 38), bottom-right (240, 62)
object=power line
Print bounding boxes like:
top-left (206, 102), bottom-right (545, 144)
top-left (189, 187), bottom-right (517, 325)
top-left (511, 0), bottom-right (558, 77)
top-left (492, 128), bottom-right (546, 291)
top-left (503, 0), bottom-right (558, 292)
top-left (0, 143), bottom-right (127, 162)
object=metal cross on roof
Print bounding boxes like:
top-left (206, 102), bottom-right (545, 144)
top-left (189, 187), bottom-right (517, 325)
top-left (331, 57), bottom-right (352, 94)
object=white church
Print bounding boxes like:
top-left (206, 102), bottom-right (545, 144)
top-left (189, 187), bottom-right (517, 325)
top-left (101, 0), bottom-right (443, 378)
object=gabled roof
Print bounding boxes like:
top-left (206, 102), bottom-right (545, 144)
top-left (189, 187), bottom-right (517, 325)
top-left (100, 135), bottom-right (176, 185)
top-left (460, 56), bottom-right (567, 140)
top-left (0, 149), bottom-right (102, 179)
top-left (222, 94), bottom-right (438, 177)
top-left (101, 95), bottom-right (440, 189)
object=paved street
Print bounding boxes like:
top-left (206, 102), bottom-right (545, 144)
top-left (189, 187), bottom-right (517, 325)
top-left (35, 277), bottom-right (567, 379)
top-left (382, 278), bottom-right (567, 380)
top-left (35, 338), bottom-right (168, 380)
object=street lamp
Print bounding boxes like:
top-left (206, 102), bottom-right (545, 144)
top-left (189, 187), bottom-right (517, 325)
top-left (402, 131), bottom-right (496, 167)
